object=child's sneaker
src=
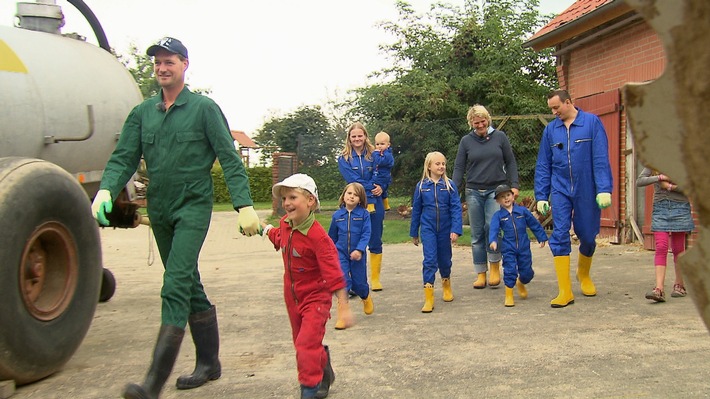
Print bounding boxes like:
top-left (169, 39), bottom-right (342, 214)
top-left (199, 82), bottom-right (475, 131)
top-left (645, 287), bottom-right (665, 302)
top-left (671, 284), bottom-right (687, 297)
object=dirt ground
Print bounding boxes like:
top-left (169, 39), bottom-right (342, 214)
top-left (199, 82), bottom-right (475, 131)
top-left (11, 212), bottom-right (710, 398)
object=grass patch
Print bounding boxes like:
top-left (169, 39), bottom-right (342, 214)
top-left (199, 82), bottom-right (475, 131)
top-left (220, 196), bottom-right (477, 245)
top-left (258, 209), bottom-right (471, 246)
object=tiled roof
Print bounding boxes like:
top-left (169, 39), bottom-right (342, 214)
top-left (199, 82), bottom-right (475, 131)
top-left (231, 130), bottom-right (256, 148)
top-left (528, 0), bottom-right (612, 42)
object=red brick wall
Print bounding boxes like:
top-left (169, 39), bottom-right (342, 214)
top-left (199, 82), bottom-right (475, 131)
top-left (565, 21), bottom-right (666, 98)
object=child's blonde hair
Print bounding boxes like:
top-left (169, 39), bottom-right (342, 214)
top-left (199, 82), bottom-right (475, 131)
top-left (420, 151), bottom-right (454, 191)
top-left (375, 131), bottom-right (391, 144)
top-left (338, 183), bottom-right (367, 208)
top-left (275, 186), bottom-right (319, 212)
top-left (340, 122), bottom-right (375, 161)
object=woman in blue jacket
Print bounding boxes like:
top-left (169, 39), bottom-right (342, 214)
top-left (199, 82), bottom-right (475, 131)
top-left (338, 122), bottom-right (386, 291)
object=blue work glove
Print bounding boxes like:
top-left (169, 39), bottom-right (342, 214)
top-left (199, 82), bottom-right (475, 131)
top-left (238, 206), bottom-right (262, 236)
top-left (536, 200), bottom-right (550, 216)
top-left (596, 193), bottom-right (612, 209)
top-left (91, 189), bottom-right (112, 226)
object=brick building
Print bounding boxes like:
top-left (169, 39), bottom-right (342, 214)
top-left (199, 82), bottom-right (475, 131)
top-left (523, 0), bottom-right (694, 248)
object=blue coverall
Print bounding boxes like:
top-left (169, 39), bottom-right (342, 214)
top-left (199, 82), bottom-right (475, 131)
top-left (373, 148), bottom-right (394, 199)
top-left (409, 179), bottom-right (463, 285)
top-left (534, 108), bottom-right (613, 258)
top-left (489, 204), bottom-right (549, 288)
top-left (328, 205), bottom-right (372, 299)
top-left (338, 152), bottom-right (384, 254)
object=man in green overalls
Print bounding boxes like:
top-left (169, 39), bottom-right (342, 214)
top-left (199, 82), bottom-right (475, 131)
top-left (91, 37), bottom-right (261, 399)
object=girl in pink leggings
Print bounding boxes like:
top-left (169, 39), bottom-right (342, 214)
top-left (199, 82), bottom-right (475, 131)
top-left (637, 167), bottom-right (694, 302)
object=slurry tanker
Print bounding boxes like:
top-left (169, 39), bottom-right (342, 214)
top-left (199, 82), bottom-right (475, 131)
top-left (0, 0), bottom-right (143, 385)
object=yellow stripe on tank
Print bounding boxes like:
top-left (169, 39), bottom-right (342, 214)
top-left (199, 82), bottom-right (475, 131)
top-left (0, 39), bottom-right (28, 73)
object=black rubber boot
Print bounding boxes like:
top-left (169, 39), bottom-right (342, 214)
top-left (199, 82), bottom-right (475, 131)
top-left (301, 384), bottom-right (319, 399)
top-left (123, 324), bottom-right (185, 399)
top-left (176, 306), bottom-right (222, 389)
top-left (315, 345), bottom-right (335, 399)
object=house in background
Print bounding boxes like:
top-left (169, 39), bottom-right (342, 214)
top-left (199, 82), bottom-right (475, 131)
top-left (230, 130), bottom-right (257, 167)
top-left (523, 0), bottom-right (695, 248)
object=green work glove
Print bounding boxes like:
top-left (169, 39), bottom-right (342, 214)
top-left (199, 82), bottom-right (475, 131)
top-left (91, 189), bottom-right (112, 226)
top-left (596, 192), bottom-right (612, 209)
top-left (536, 200), bottom-right (550, 216)
top-left (238, 205), bottom-right (261, 236)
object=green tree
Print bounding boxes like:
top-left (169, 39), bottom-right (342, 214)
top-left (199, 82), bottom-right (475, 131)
top-left (348, 0), bottom-right (557, 196)
top-left (252, 106), bottom-right (341, 168)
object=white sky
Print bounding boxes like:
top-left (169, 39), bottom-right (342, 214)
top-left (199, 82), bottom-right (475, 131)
top-left (1, 0), bottom-right (574, 135)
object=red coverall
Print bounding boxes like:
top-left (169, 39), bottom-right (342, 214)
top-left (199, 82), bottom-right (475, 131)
top-left (266, 215), bottom-right (345, 387)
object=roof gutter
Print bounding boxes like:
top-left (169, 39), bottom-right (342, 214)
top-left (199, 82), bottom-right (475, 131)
top-left (552, 12), bottom-right (643, 56)
top-left (523, 0), bottom-right (633, 51)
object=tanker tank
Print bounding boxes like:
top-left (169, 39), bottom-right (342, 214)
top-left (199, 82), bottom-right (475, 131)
top-left (0, 24), bottom-right (143, 197)
top-left (0, 0), bottom-right (143, 387)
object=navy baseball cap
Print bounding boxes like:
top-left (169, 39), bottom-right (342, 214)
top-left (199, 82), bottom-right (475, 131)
top-left (146, 37), bottom-right (188, 58)
top-left (494, 184), bottom-right (513, 199)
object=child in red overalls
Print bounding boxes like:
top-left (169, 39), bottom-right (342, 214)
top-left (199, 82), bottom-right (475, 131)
top-left (262, 173), bottom-right (353, 399)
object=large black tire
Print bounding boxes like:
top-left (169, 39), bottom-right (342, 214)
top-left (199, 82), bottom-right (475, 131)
top-left (0, 157), bottom-right (102, 385)
top-left (99, 268), bottom-right (116, 302)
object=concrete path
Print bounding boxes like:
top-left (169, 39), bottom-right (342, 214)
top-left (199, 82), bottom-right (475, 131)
top-left (13, 212), bottom-right (710, 398)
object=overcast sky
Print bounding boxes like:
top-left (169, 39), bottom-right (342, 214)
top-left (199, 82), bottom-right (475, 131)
top-left (1, 0), bottom-right (574, 135)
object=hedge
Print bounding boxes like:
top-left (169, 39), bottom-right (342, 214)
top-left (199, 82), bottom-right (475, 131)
top-left (211, 164), bottom-right (272, 203)
top-left (212, 162), bottom-right (351, 203)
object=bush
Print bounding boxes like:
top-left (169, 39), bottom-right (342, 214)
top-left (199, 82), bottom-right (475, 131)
top-left (245, 166), bottom-right (273, 202)
top-left (211, 163), bottom-right (230, 203)
top-left (211, 164), bottom-right (273, 203)
top-left (212, 162), bottom-right (357, 204)
top-left (299, 163), bottom-right (345, 201)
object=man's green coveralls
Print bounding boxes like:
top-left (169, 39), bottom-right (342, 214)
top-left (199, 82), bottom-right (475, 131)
top-left (99, 86), bottom-right (253, 327)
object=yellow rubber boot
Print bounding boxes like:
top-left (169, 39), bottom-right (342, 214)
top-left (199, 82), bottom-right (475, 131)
top-left (516, 279), bottom-right (528, 299)
top-left (362, 294), bottom-right (374, 315)
top-left (473, 272), bottom-right (486, 289)
top-left (422, 283), bottom-right (435, 313)
top-left (504, 287), bottom-right (515, 307)
top-left (366, 203), bottom-right (375, 213)
top-left (383, 197), bottom-right (391, 211)
top-left (488, 261), bottom-right (501, 286)
top-left (334, 302), bottom-right (350, 330)
top-left (576, 253), bottom-right (597, 296)
top-left (442, 278), bottom-right (454, 302)
top-left (370, 253), bottom-right (383, 291)
top-left (551, 255), bottom-right (575, 308)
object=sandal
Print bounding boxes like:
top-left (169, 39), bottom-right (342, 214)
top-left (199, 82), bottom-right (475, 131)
top-left (671, 284), bottom-right (687, 298)
top-left (645, 287), bottom-right (665, 302)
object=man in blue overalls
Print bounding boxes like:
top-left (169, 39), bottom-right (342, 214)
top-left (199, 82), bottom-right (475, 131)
top-left (535, 89), bottom-right (613, 308)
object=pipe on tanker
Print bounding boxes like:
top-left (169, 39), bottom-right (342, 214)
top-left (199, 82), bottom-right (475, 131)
top-left (52, 104), bottom-right (94, 143)
top-left (66, 0), bottom-right (110, 52)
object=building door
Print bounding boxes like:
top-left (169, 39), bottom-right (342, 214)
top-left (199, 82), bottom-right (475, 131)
top-left (575, 90), bottom-right (622, 242)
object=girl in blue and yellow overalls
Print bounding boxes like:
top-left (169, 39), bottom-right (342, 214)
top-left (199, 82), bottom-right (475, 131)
top-left (410, 152), bottom-right (463, 313)
top-left (328, 182), bottom-right (373, 328)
